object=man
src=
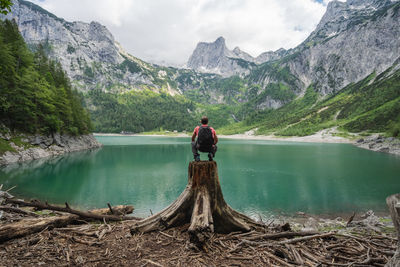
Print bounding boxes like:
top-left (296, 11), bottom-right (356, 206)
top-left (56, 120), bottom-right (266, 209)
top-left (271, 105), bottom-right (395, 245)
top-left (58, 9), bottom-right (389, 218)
top-left (191, 116), bottom-right (218, 161)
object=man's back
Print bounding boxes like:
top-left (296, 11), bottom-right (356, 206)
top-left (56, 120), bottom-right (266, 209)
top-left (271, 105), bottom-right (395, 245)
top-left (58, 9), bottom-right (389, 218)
top-left (191, 116), bottom-right (218, 161)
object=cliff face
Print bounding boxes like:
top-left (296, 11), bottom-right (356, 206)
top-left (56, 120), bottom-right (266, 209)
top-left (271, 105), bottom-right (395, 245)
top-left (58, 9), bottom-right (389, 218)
top-left (284, 0), bottom-right (400, 95)
top-left (2, 0), bottom-right (179, 94)
top-left (0, 128), bottom-right (102, 165)
top-left (187, 37), bottom-right (255, 77)
top-left (253, 0), bottom-right (400, 96)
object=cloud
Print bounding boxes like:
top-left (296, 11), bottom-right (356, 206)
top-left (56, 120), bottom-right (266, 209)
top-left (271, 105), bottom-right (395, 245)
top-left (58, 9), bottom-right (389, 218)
top-left (30, 0), bottom-right (334, 66)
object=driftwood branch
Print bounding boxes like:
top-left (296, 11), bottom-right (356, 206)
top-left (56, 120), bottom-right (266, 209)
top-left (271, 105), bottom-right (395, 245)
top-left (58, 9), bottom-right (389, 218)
top-left (0, 205), bottom-right (39, 217)
top-left (0, 205), bottom-right (135, 243)
top-left (5, 198), bottom-right (138, 221)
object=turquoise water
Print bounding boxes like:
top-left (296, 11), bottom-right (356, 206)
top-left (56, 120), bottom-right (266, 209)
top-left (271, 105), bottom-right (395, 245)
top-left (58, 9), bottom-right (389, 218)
top-left (1, 136), bottom-right (399, 218)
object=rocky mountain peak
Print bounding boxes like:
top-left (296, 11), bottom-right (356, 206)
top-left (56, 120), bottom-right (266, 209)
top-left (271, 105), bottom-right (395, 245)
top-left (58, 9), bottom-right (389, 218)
top-left (187, 36), bottom-right (248, 76)
top-left (214, 36), bottom-right (226, 45)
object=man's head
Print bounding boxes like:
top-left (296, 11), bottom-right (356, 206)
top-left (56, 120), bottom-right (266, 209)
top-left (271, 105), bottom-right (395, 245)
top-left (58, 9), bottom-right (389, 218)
top-left (201, 116), bottom-right (208, 125)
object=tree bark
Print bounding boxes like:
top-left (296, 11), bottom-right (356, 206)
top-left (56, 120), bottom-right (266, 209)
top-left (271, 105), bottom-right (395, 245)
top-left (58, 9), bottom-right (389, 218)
top-left (385, 193), bottom-right (400, 267)
top-left (130, 161), bottom-right (261, 246)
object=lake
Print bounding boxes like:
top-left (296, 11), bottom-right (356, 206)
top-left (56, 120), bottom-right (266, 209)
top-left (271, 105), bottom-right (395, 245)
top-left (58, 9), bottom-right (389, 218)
top-left (1, 136), bottom-right (399, 219)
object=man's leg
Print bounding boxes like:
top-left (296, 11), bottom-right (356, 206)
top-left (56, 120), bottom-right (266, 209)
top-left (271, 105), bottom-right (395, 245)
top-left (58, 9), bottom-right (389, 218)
top-left (212, 145), bottom-right (217, 157)
top-left (191, 141), bottom-right (200, 161)
top-left (208, 145), bottom-right (217, 161)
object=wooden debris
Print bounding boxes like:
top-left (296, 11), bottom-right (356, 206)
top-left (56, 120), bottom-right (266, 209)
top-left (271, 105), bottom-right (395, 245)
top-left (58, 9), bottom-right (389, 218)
top-left (0, 205), bottom-right (39, 217)
top-left (5, 198), bottom-right (138, 221)
top-left (0, 215), bottom-right (76, 243)
top-left (0, 204), bottom-right (136, 243)
top-left (243, 230), bottom-right (319, 241)
top-left (278, 232), bottom-right (335, 245)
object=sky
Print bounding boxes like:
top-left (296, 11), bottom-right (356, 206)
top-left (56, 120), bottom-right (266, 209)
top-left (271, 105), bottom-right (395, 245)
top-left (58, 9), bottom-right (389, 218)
top-left (31, 0), bottom-right (335, 66)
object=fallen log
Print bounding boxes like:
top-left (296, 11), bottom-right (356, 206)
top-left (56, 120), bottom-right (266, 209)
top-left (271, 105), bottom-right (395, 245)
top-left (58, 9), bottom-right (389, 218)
top-left (0, 205), bottom-right (134, 243)
top-left (278, 232), bottom-right (334, 245)
top-left (130, 161), bottom-right (262, 248)
top-left (5, 198), bottom-right (138, 221)
top-left (385, 193), bottom-right (400, 267)
top-left (0, 215), bottom-right (76, 243)
top-left (244, 231), bottom-right (319, 241)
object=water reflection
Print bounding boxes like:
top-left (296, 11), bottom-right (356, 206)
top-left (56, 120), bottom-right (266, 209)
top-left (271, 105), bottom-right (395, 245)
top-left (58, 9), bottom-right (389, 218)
top-left (1, 136), bottom-right (399, 218)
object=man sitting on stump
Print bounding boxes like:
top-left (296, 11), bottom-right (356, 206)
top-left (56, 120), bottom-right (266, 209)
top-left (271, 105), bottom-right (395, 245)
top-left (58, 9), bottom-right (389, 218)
top-left (191, 116), bottom-right (218, 161)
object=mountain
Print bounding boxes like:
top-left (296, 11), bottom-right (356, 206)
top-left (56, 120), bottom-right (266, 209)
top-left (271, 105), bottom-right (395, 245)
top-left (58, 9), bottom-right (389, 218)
top-left (248, 0), bottom-right (400, 99)
top-left (2, 0), bottom-right (183, 95)
top-left (1, 0), bottom-right (243, 104)
top-left (187, 36), bottom-right (288, 77)
top-left (2, 0), bottom-right (399, 137)
top-left (219, 59), bottom-right (400, 138)
top-left (255, 48), bottom-right (287, 64)
top-left (188, 0), bottom-right (400, 109)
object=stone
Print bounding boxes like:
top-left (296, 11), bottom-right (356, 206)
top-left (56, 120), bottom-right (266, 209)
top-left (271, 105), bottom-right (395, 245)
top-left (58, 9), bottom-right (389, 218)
top-left (369, 143), bottom-right (375, 149)
top-left (31, 135), bottom-right (42, 146)
top-left (356, 138), bottom-right (364, 143)
top-left (52, 133), bottom-right (63, 147)
top-left (379, 147), bottom-right (390, 153)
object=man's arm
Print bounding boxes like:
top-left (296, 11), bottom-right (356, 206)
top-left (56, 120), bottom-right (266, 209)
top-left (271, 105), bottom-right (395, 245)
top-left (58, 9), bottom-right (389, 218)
top-left (212, 128), bottom-right (218, 145)
top-left (192, 131), bottom-right (197, 142)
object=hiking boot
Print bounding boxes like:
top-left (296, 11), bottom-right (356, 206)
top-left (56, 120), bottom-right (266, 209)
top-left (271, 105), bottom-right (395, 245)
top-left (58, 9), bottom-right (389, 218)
top-left (208, 153), bottom-right (213, 161)
top-left (195, 155), bottom-right (200, 162)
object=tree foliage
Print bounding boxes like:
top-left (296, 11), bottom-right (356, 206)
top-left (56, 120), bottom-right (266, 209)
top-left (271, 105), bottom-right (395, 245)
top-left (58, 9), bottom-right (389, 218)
top-left (0, 20), bottom-right (92, 135)
top-left (0, 0), bottom-right (12, 15)
top-left (87, 90), bottom-right (196, 133)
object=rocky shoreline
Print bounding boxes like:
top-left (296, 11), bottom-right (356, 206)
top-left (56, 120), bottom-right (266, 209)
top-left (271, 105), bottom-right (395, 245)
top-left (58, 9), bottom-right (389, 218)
top-left (0, 132), bottom-right (102, 166)
top-left (354, 134), bottom-right (400, 156)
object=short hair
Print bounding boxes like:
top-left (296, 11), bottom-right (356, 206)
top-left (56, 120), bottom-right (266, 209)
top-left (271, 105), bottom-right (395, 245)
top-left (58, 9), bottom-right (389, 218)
top-left (201, 116), bottom-right (208, 125)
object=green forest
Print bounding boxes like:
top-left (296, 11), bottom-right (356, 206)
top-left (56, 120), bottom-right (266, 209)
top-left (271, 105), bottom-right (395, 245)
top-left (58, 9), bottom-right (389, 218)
top-left (0, 19), bottom-right (92, 135)
top-left (87, 90), bottom-right (195, 133)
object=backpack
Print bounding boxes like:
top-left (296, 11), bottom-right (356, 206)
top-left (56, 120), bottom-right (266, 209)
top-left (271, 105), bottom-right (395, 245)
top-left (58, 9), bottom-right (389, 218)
top-left (197, 126), bottom-right (214, 152)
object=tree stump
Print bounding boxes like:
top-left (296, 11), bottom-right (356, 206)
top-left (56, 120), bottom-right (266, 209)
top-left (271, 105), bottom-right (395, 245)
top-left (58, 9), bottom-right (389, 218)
top-left (130, 161), bottom-right (261, 246)
top-left (386, 193), bottom-right (400, 267)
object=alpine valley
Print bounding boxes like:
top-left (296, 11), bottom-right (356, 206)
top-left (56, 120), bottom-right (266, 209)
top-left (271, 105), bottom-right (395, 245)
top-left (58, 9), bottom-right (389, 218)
top-left (2, 0), bottom-right (400, 138)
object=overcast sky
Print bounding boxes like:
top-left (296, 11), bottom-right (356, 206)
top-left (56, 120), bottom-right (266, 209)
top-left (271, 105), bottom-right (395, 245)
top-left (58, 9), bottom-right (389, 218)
top-left (31, 0), bottom-right (335, 66)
